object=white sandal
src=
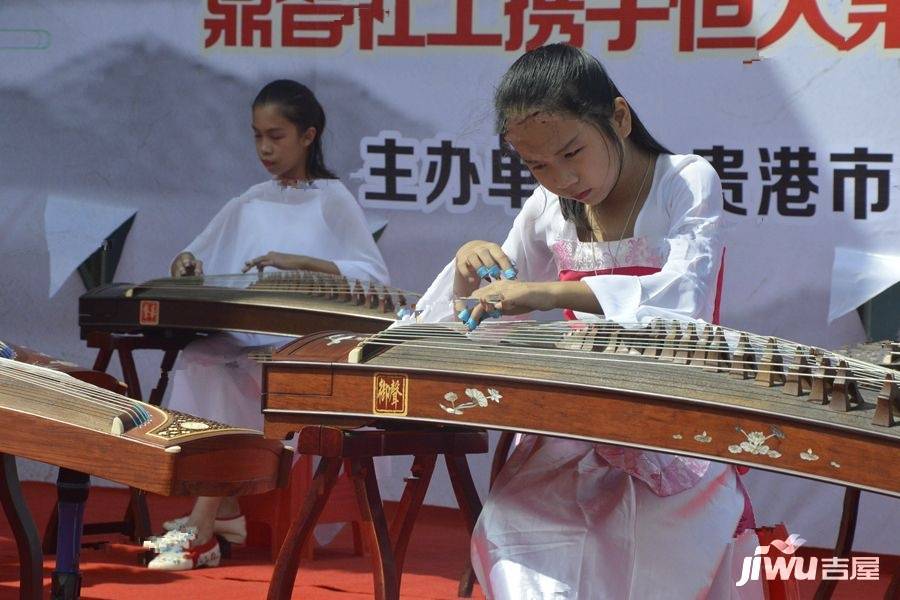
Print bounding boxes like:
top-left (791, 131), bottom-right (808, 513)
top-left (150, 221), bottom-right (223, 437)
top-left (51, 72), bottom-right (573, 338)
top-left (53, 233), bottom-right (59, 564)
top-left (145, 527), bottom-right (221, 571)
top-left (161, 514), bottom-right (247, 544)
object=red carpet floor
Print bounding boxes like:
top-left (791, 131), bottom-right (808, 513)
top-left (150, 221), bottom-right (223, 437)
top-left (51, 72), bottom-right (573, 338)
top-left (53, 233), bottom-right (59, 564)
top-left (0, 482), bottom-right (894, 599)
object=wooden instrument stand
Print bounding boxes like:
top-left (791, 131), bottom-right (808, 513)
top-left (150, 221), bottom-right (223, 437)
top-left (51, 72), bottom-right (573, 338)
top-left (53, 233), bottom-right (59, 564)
top-left (265, 425), bottom-right (487, 600)
top-left (0, 453), bottom-right (42, 600)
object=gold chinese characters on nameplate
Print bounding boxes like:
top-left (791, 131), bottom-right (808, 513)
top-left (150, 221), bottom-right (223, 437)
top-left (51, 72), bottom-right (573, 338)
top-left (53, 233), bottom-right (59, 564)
top-left (372, 373), bottom-right (408, 416)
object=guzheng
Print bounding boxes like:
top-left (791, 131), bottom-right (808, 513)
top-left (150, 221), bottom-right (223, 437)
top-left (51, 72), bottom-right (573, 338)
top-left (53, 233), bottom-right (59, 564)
top-left (79, 271), bottom-right (418, 339)
top-left (0, 353), bottom-right (290, 497)
top-left (262, 320), bottom-right (900, 498)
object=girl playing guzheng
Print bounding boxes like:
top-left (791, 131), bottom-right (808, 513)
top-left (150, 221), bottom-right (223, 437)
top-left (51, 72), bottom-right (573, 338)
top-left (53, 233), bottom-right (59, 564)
top-left (411, 44), bottom-right (762, 598)
top-left (148, 80), bottom-right (389, 570)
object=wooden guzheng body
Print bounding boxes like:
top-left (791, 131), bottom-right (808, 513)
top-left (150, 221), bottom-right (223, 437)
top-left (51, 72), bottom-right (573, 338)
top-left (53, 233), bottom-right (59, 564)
top-left (0, 348), bottom-right (290, 497)
top-left (263, 319), bottom-right (900, 497)
top-left (79, 270), bottom-right (415, 339)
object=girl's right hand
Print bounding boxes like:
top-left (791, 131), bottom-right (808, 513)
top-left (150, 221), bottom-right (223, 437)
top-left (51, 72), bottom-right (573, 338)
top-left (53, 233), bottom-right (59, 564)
top-left (454, 240), bottom-right (516, 291)
top-left (453, 240), bottom-right (518, 320)
top-left (171, 252), bottom-right (203, 277)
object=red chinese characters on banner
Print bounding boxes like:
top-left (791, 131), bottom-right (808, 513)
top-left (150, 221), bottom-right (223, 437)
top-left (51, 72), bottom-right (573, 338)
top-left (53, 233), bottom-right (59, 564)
top-left (757, 0), bottom-right (846, 50)
top-left (202, 0), bottom-right (277, 48)
top-left (202, 0), bottom-right (898, 52)
top-left (678, 0), bottom-right (755, 51)
top-left (845, 0), bottom-right (899, 50)
top-left (585, 0), bottom-right (676, 52)
top-left (204, 0), bottom-right (237, 48)
top-left (504, 0), bottom-right (585, 51)
top-left (377, 0), bottom-right (425, 47)
top-left (204, 0), bottom-right (384, 49)
top-left (281, 1), bottom-right (357, 48)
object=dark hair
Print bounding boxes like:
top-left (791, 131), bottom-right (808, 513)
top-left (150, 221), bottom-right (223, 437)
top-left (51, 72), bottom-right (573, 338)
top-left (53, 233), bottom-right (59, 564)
top-left (253, 80), bottom-right (337, 180)
top-left (494, 44), bottom-right (670, 226)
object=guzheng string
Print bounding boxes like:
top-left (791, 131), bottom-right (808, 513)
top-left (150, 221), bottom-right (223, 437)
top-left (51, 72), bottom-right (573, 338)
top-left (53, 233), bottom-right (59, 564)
top-left (0, 359), bottom-right (149, 425)
top-left (132, 271), bottom-right (420, 301)
top-left (357, 321), bottom-right (893, 389)
top-left (369, 322), bottom-right (889, 383)
top-left (370, 320), bottom-right (883, 371)
top-left (355, 336), bottom-right (889, 391)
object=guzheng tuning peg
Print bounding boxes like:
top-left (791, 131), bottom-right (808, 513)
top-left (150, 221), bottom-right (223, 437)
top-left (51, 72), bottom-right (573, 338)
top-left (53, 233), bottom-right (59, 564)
top-left (601, 323), bottom-right (625, 353)
top-left (872, 374), bottom-right (899, 427)
top-left (659, 321), bottom-right (680, 361)
top-left (353, 280), bottom-right (366, 305)
top-left (703, 326), bottom-right (730, 373)
top-left (673, 322), bottom-right (699, 364)
top-left (809, 354), bottom-right (835, 404)
top-left (641, 319), bottom-right (666, 359)
top-left (830, 359), bottom-right (863, 412)
top-left (337, 277), bottom-right (352, 302)
top-left (729, 333), bottom-right (756, 379)
top-left (379, 287), bottom-right (394, 313)
top-left (882, 342), bottom-right (900, 370)
top-left (689, 324), bottom-right (712, 367)
top-left (783, 346), bottom-right (812, 396)
top-left (754, 337), bottom-right (786, 387)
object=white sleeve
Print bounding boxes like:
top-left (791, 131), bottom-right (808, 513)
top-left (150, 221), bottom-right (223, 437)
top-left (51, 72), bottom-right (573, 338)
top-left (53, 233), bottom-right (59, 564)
top-left (181, 198), bottom-right (240, 264)
top-left (578, 158), bottom-right (724, 324)
top-left (413, 188), bottom-right (557, 323)
top-left (320, 182), bottom-right (390, 285)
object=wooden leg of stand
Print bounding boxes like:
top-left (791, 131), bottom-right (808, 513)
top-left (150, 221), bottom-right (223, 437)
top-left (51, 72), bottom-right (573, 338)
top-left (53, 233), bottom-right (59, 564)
top-left (115, 349), bottom-right (155, 545)
top-left (344, 459), bottom-right (367, 557)
top-left (268, 457), bottom-right (343, 600)
top-left (0, 454), bottom-right (43, 600)
top-left (813, 487), bottom-right (861, 600)
top-left (117, 348), bottom-right (143, 401)
top-left (351, 521), bottom-right (366, 556)
top-left (350, 457), bottom-right (399, 600)
top-left (884, 566), bottom-right (900, 600)
top-left (91, 346), bottom-right (113, 373)
top-left (148, 348), bottom-right (181, 407)
top-left (389, 454), bottom-right (437, 588)
top-left (446, 454), bottom-right (484, 599)
top-left (123, 489), bottom-right (151, 543)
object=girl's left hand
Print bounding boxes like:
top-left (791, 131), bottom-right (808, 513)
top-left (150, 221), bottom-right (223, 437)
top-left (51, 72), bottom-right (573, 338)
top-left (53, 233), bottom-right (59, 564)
top-left (461, 280), bottom-right (555, 330)
top-left (242, 251), bottom-right (308, 273)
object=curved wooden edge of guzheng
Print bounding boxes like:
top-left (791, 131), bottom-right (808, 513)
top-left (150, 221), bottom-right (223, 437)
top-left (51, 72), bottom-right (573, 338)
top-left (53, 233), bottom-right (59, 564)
top-left (260, 326), bottom-right (900, 498)
top-left (0, 342), bottom-right (292, 498)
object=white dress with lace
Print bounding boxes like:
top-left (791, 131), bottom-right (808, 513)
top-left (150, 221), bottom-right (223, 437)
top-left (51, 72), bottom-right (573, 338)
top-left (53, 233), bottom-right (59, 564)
top-left (413, 154), bottom-right (763, 599)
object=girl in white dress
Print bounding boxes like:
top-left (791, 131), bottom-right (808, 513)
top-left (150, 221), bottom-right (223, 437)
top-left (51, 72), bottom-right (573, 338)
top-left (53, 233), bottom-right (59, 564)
top-left (413, 45), bottom-right (762, 599)
top-left (148, 80), bottom-right (389, 570)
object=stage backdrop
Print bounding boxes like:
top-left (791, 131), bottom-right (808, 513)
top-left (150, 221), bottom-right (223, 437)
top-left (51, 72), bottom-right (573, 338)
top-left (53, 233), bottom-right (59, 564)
top-left (1, 1), bottom-right (897, 553)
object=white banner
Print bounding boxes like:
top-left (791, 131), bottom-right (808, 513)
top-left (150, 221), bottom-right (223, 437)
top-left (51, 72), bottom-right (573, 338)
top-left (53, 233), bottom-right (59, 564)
top-left (0, 0), bottom-right (897, 552)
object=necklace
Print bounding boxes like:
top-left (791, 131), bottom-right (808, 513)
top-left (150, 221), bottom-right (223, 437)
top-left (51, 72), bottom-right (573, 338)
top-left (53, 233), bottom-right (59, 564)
top-left (589, 154), bottom-right (653, 275)
top-left (277, 176), bottom-right (315, 189)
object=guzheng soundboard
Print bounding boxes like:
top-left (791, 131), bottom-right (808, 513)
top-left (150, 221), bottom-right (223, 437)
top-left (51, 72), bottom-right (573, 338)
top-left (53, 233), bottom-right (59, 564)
top-left (79, 270), bottom-right (417, 339)
top-left (0, 351), bottom-right (290, 497)
top-left (262, 320), bottom-right (900, 497)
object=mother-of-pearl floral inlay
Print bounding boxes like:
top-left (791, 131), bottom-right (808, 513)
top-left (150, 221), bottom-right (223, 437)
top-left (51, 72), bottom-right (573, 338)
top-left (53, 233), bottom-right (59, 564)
top-left (727, 427), bottom-right (784, 459)
top-left (439, 387), bottom-right (502, 415)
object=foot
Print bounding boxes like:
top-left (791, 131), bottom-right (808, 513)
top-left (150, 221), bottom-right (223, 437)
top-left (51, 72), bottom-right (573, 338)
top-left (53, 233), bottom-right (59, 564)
top-left (145, 528), bottom-right (221, 571)
top-left (161, 514), bottom-right (247, 545)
